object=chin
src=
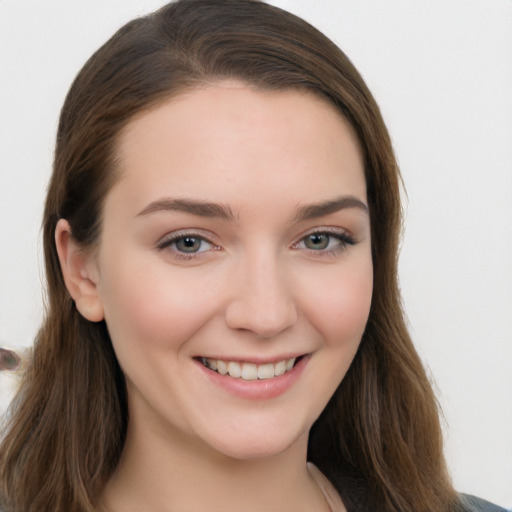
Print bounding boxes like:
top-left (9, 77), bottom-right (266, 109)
top-left (200, 421), bottom-right (310, 462)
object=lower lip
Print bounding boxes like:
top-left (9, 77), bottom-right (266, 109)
top-left (195, 356), bottom-right (309, 400)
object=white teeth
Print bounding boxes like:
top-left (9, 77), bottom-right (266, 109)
top-left (257, 363), bottom-right (275, 379)
top-left (274, 360), bottom-right (286, 376)
top-left (227, 361), bottom-right (242, 378)
top-left (241, 363), bottom-right (258, 381)
top-left (285, 358), bottom-right (295, 371)
top-left (217, 360), bottom-right (228, 375)
top-left (200, 356), bottom-right (298, 380)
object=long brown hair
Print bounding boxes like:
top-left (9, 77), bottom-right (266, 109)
top-left (0, 1), bottom-right (461, 511)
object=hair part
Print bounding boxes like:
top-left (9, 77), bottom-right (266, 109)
top-left (1, 1), bottom-right (461, 511)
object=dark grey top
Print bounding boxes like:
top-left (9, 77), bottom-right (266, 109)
top-left (0, 493), bottom-right (508, 511)
top-left (462, 494), bottom-right (509, 512)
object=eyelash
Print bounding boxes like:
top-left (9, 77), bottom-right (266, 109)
top-left (156, 228), bottom-right (355, 261)
top-left (156, 231), bottom-right (219, 260)
top-left (292, 228), bottom-right (355, 258)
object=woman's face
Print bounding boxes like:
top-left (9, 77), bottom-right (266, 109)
top-left (91, 83), bottom-right (373, 460)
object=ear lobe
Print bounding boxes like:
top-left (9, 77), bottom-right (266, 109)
top-left (55, 219), bottom-right (104, 322)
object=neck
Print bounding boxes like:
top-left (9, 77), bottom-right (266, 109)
top-left (101, 415), bottom-right (329, 512)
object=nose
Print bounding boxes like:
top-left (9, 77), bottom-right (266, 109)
top-left (224, 250), bottom-right (298, 339)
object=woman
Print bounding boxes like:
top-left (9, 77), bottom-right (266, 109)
top-left (0, 1), bottom-right (507, 511)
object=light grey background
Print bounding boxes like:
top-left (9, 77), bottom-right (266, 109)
top-left (0, 0), bottom-right (511, 507)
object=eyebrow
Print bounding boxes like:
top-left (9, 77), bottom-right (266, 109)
top-left (137, 198), bottom-right (235, 220)
top-left (136, 195), bottom-right (368, 222)
top-left (293, 196), bottom-right (369, 222)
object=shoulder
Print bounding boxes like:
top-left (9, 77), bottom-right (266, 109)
top-left (460, 494), bottom-right (509, 512)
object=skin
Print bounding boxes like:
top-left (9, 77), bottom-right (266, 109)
top-left (56, 83), bottom-right (373, 512)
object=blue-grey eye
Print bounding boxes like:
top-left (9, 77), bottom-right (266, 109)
top-left (304, 233), bottom-right (331, 250)
top-left (156, 233), bottom-right (215, 254)
top-left (174, 236), bottom-right (205, 253)
top-left (298, 231), bottom-right (354, 252)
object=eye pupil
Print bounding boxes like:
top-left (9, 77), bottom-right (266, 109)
top-left (305, 233), bottom-right (329, 250)
top-left (176, 237), bottom-right (201, 252)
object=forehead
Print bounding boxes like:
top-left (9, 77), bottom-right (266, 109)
top-left (110, 83), bottom-right (366, 213)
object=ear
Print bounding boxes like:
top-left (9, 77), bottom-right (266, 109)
top-left (55, 219), bottom-right (104, 322)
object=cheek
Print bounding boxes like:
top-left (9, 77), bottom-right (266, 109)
top-left (98, 258), bottom-right (219, 356)
top-left (303, 260), bottom-right (373, 346)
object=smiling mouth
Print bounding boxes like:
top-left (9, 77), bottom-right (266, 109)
top-left (197, 356), bottom-right (303, 381)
